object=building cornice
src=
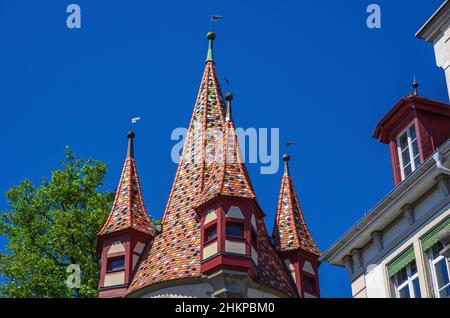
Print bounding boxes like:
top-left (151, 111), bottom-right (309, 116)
top-left (416, 0), bottom-right (450, 42)
top-left (320, 138), bottom-right (450, 266)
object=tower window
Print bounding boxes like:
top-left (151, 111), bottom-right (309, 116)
top-left (226, 223), bottom-right (244, 238)
top-left (204, 224), bottom-right (217, 244)
top-left (303, 275), bottom-right (317, 293)
top-left (251, 229), bottom-right (258, 249)
top-left (107, 256), bottom-right (125, 272)
top-left (397, 123), bottom-right (420, 180)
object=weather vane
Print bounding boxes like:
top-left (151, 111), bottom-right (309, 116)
top-left (286, 141), bottom-right (297, 147)
top-left (210, 15), bottom-right (223, 31)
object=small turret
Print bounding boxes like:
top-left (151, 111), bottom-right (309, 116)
top-left (273, 154), bottom-right (321, 298)
top-left (97, 132), bottom-right (156, 298)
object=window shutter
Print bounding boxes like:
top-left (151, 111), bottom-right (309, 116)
top-left (387, 246), bottom-right (415, 278)
top-left (420, 217), bottom-right (450, 251)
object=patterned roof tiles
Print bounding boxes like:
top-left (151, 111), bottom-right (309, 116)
top-left (255, 216), bottom-right (296, 296)
top-left (272, 160), bottom-right (320, 256)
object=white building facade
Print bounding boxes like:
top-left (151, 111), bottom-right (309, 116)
top-left (416, 0), bottom-right (450, 101)
top-left (321, 142), bottom-right (450, 298)
top-left (321, 1), bottom-right (450, 298)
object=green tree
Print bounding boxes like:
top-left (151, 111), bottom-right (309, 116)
top-left (0, 147), bottom-right (114, 298)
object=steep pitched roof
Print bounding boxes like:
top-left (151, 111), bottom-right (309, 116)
top-left (272, 155), bottom-right (320, 256)
top-left (98, 132), bottom-right (156, 237)
top-left (128, 32), bottom-right (297, 298)
top-left (197, 93), bottom-right (256, 206)
top-left (256, 217), bottom-right (296, 296)
top-left (128, 33), bottom-right (226, 292)
top-left (198, 95), bottom-right (295, 296)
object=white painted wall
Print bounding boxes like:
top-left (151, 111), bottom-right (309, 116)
top-left (365, 264), bottom-right (387, 298)
top-left (433, 28), bottom-right (450, 100)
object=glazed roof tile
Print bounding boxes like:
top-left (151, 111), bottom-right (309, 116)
top-left (272, 160), bottom-right (320, 256)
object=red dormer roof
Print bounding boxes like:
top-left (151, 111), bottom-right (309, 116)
top-left (98, 132), bottom-right (156, 237)
top-left (197, 93), bottom-right (256, 206)
top-left (272, 156), bottom-right (320, 256)
top-left (373, 95), bottom-right (450, 144)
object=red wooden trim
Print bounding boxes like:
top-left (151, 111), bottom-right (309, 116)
top-left (99, 286), bottom-right (128, 298)
top-left (200, 253), bottom-right (257, 278)
top-left (106, 255), bottom-right (126, 273)
top-left (106, 251), bottom-right (125, 258)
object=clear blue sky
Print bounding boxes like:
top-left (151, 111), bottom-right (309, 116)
top-left (0, 0), bottom-right (448, 297)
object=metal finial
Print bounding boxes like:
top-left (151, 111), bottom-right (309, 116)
top-left (282, 154), bottom-right (290, 176)
top-left (225, 92), bottom-right (233, 122)
top-left (206, 32), bottom-right (216, 63)
top-left (413, 76), bottom-right (419, 96)
top-left (127, 131), bottom-right (135, 158)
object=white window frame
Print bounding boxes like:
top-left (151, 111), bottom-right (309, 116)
top-left (392, 262), bottom-right (421, 298)
top-left (427, 246), bottom-right (450, 298)
top-left (396, 123), bottom-right (420, 180)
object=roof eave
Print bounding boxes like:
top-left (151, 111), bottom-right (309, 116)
top-left (373, 96), bottom-right (450, 142)
top-left (320, 138), bottom-right (450, 266)
top-left (416, 0), bottom-right (450, 42)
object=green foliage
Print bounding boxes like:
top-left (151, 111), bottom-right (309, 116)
top-left (0, 147), bottom-right (114, 298)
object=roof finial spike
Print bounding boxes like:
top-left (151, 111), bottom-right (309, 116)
top-left (413, 76), bottom-right (419, 96)
top-left (127, 131), bottom-right (135, 158)
top-left (206, 31), bottom-right (216, 64)
top-left (225, 92), bottom-right (233, 122)
top-left (282, 154), bottom-right (290, 176)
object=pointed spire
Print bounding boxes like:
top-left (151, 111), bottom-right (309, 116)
top-left (127, 131), bottom-right (135, 158)
top-left (98, 132), bottom-right (156, 237)
top-left (129, 31), bottom-right (227, 292)
top-left (283, 154), bottom-right (290, 176)
top-left (272, 156), bottom-right (320, 256)
top-left (198, 93), bottom-right (256, 206)
top-left (225, 92), bottom-right (233, 122)
top-left (206, 31), bottom-right (216, 63)
top-left (413, 76), bottom-right (419, 96)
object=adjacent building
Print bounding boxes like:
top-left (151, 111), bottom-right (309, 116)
top-left (321, 2), bottom-right (450, 298)
top-left (416, 0), bottom-right (450, 101)
top-left (96, 32), bottom-right (321, 298)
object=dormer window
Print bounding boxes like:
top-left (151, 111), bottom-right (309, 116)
top-left (204, 224), bottom-right (218, 244)
top-left (302, 274), bottom-right (317, 294)
top-left (397, 123), bottom-right (421, 180)
top-left (106, 256), bottom-right (125, 272)
top-left (226, 222), bottom-right (244, 239)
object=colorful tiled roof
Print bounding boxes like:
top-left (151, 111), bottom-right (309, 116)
top-left (256, 216), bottom-right (296, 296)
top-left (197, 93), bottom-right (256, 206)
top-left (98, 132), bottom-right (156, 237)
top-left (272, 155), bottom-right (320, 256)
top-left (128, 33), bottom-right (226, 293)
top-left (127, 32), bottom-right (296, 298)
